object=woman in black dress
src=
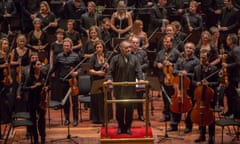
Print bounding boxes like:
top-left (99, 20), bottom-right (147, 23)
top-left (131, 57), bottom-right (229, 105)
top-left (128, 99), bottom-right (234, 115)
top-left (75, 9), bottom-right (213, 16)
top-left (23, 60), bottom-right (47, 144)
top-left (89, 40), bottom-right (113, 124)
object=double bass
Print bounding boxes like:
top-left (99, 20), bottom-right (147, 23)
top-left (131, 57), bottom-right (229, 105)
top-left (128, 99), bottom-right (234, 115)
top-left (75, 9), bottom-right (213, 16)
top-left (170, 74), bottom-right (192, 113)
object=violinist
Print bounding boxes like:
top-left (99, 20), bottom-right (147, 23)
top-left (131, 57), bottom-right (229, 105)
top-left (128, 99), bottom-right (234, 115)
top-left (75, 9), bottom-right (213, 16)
top-left (154, 35), bottom-right (180, 122)
top-left (0, 38), bottom-right (12, 131)
top-left (221, 33), bottom-right (240, 117)
top-left (51, 38), bottom-right (80, 127)
top-left (192, 49), bottom-right (218, 144)
top-left (0, 38), bottom-right (12, 87)
top-left (169, 42), bottom-right (199, 132)
top-left (89, 40), bottom-right (113, 124)
top-left (22, 60), bottom-right (47, 144)
top-left (10, 34), bottom-right (32, 112)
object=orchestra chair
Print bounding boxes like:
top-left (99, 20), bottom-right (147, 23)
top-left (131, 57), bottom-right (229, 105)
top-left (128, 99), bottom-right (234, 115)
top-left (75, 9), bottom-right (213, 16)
top-left (216, 91), bottom-right (240, 144)
top-left (48, 98), bottom-right (64, 127)
top-left (215, 118), bottom-right (240, 144)
top-left (4, 112), bottom-right (33, 144)
top-left (78, 74), bottom-right (92, 122)
top-left (48, 89), bottom-right (64, 127)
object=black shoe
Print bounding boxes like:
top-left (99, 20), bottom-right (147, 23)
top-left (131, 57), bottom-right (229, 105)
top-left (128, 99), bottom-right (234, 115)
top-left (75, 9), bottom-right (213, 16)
top-left (184, 128), bottom-right (192, 134)
top-left (167, 127), bottom-right (178, 132)
top-left (208, 136), bottom-right (214, 144)
top-left (221, 111), bottom-right (232, 116)
top-left (72, 120), bottom-right (78, 127)
top-left (138, 115), bottom-right (145, 121)
top-left (159, 117), bottom-right (170, 122)
top-left (41, 137), bottom-right (45, 144)
top-left (126, 128), bottom-right (132, 135)
top-left (25, 131), bottom-right (30, 139)
top-left (64, 120), bottom-right (70, 126)
top-left (117, 128), bottom-right (123, 134)
top-left (194, 136), bottom-right (206, 143)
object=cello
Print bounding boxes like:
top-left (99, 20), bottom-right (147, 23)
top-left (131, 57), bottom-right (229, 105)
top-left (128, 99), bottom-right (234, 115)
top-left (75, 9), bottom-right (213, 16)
top-left (170, 74), bottom-right (192, 113)
top-left (190, 83), bottom-right (215, 126)
top-left (190, 68), bottom-right (219, 126)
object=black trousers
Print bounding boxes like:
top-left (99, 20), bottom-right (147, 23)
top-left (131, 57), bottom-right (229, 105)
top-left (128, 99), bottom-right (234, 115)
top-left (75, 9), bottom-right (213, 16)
top-left (60, 81), bottom-right (78, 121)
top-left (225, 81), bottom-right (239, 115)
top-left (28, 95), bottom-right (46, 143)
top-left (162, 85), bottom-right (174, 119)
top-left (116, 103), bottom-right (134, 130)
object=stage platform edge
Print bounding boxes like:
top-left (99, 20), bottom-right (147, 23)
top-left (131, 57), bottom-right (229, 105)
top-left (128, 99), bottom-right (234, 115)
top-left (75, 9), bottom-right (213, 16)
top-left (100, 137), bottom-right (154, 144)
top-left (100, 126), bottom-right (154, 144)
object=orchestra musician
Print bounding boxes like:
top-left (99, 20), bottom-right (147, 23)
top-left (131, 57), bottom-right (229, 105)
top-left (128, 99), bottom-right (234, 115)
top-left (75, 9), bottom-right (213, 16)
top-left (0, 0), bottom-right (17, 34)
top-left (129, 36), bottom-right (149, 121)
top-left (110, 0), bottom-right (133, 38)
top-left (221, 33), bottom-right (240, 118)
top-left (36, 1), bottom-right (58, 35)
top-left (149, 0), bottom-right (168, 33)
top-left (99, 18), bottom-right (113, 51)
top-left (23, 60), bottom-right (47, 144)
top-left (27, 18), bottom-right (48, 64)
top-left (50, 38), bottom-right (80, 127)
top-left (106, 40), bottom-right (144, 135)
top-left (89, 40), bottom-right (113, 124)
top-left (157, 24), bottom-right (184, 52)
top-left (129, 19), bottom-right (149, 50)
top-left (192, 49), bottom-right (218, 144)
top-left (80, 1), bottom-right (102, 37)
top-left (80, 26), bottom-right (101, 60)
top-left (169, 42), bottom-right (199, 133)
top-left (0, 38), bottom-right (12, 133)
top-left (10, 34), bottom-right (32, 112)
top-left (195, 31), bottom-right (220, 67)
top-left (65, 19), bottom-right (83, 54)
top-left (181, 0), bottom-right (202, 45)
top-left (218, 0), bottom-right (239, 49)
top-left (154, 35), bottom-right (180, 124)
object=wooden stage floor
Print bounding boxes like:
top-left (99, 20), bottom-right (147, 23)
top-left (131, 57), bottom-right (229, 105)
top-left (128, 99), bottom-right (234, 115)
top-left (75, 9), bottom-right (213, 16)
top-left (1, 92), bottom-right (240, 144)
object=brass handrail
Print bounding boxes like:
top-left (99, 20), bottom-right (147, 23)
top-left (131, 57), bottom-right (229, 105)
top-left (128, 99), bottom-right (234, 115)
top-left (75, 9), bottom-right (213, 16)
top-left (103, 81), bottom-right (150, 138)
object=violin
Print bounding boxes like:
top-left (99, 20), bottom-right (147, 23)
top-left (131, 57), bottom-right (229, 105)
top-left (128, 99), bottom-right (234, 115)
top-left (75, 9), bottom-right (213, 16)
top-left (163, 52), bottom-right (174, 85)
top-left (69, 76), bottom-right (79, 96)
top-left (2, 59), bottom-right (12, 86)
top-left (39, 67), bottom-right (51, 110)
top-left (170, 74), bottom-right (192, 113)
top-left (191, 84), bottom-right (215, 126)
top-left (219, 44), bottom-right (229, 87)
top-left (16, 57), bottom-right (23, 98)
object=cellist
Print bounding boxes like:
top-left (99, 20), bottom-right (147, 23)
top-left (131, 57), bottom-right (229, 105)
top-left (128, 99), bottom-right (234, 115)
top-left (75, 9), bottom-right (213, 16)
top-left (168, 42), bottom-right (199, 132)
top-left (192, 49), bottom-right (218, 144)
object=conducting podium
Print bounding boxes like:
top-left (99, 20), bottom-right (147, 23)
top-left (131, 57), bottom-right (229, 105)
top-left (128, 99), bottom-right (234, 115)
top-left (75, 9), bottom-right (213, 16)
top-left (100, 81), bottom-right (153, 144)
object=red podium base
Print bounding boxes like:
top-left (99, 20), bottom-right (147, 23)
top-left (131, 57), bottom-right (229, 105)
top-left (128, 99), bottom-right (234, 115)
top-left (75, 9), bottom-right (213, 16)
top-left (100, 126), bottom-right (154, 144)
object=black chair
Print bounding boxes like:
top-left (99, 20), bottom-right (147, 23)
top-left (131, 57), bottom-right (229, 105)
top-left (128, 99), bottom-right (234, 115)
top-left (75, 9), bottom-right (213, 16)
top-left (215, 119), bottom-right (240, 144)
top-left (4, 112), bottom-right (33, 144)
top-left (78, 75), bottom-right (92, 122)
top-left (48, 99), bottom-right (64, 127)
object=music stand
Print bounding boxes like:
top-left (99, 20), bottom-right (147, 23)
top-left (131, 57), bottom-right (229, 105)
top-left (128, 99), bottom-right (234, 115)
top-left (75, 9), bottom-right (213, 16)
top-left (148, 32), bottom-right (164, 51)
top-left (90, 79), bottom-right (106, 95)
top-left (50, 88), bottom-right (79, 144)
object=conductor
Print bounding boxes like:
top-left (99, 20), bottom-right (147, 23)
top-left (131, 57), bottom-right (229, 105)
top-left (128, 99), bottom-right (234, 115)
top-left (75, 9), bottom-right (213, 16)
top-left (106, 40), bottom-right (144, 135)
